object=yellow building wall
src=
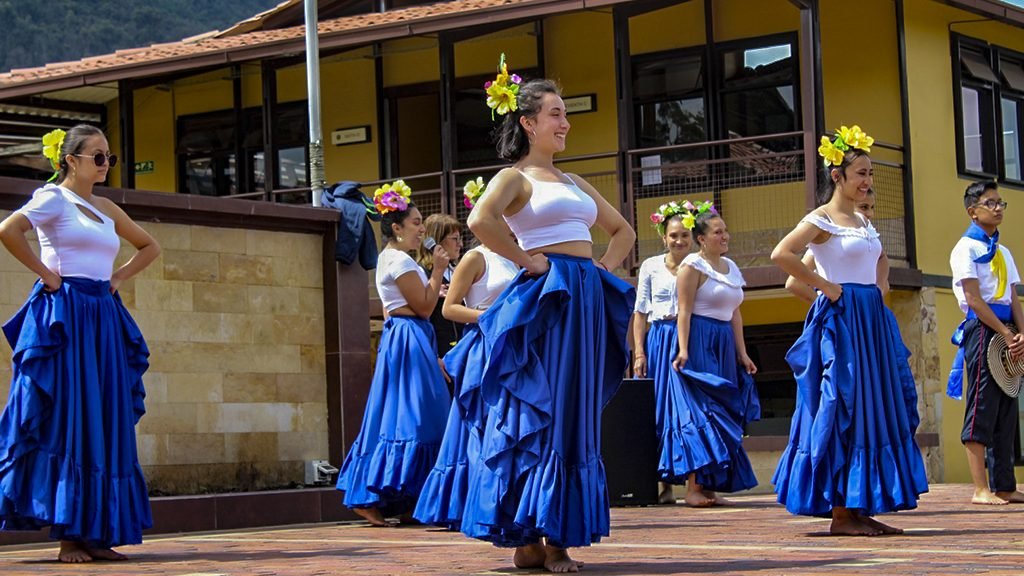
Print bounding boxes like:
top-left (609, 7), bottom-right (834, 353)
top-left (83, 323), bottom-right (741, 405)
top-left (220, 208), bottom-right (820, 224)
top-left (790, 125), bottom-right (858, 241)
top-left (173, 69), bottom-right (234, 117)
top-left (545, 11), bottom-right (617, 158)
top-left (713, 0), bottom-right (799, 43)
top-left (275, 47), bottom-right (381, 184)
top-left (106, 98), bottom-right (122, 187)
top-left (454, 23), bottom-right (538, 78)
top-left (741, 291), bottom-right (813, 326)
top-left (133, 85), bottom-right (176, 193)
top-left (241, 63), bottom-right (263, 109)
top-left (629, 0), bottom-right (705, 55)
top-left (903, 0), bottom-right (1024, 276)
top-left (382, 37), bottom-right (440, 87)
top-left (819, 0), bottom-right (903, 157)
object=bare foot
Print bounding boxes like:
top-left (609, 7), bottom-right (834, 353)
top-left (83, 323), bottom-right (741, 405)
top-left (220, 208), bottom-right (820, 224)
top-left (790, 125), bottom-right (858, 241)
top-left (544, 546), bottom-right (582, 573)
top-left (85, 547), bottom-right (128, 561)
top-left (658, 484), bottom-right (676, 505)
top-left (352, 506), bottom-right (398, 526)
top-left (830, 509), bottom-right (882, 536)
top-left (514, 543), bottom-right (546, 569)
top-left (995, 490), bottom-right (1024, 503)
top-left (858, 515), bottom-right (904, 535)
top-left (58, 541), bottom-right (93, 563)
top-left (702, 490), bottom-right (732, 506)
top-left (684, 490), bottom-right (713, 508)
top-left (972, 488), bottom-right (1009, 505)
top-left (830, 517), bottom-right (882, 536)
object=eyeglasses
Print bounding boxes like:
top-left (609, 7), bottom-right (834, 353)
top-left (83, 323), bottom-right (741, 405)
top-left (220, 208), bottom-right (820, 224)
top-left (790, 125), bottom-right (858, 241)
top-left (976, 199), bottom-right (1008, 211)
top-left (74, 153), bottom-right (118, 168)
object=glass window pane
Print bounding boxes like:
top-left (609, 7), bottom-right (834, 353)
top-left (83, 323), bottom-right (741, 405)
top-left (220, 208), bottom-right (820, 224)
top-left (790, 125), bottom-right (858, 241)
top-left (635, 98), bottom-right (706, 147)
top-left (632, 54), bottom-right (703, 101)
top-left (1001, 59), bottom-right (1024, 92)
top-left (177, 111), bottom-right (235, 153)
top-left (722, 43), bottom-right (794, 88)
top-left (454, 89), bottom-right (500, 168)
top-left (224, 155), bottom-right (237, 195)
top-left (184, 157), bottom-right (215, 196)
top-left (722, 86), bottom-right (797, 150)
top-left (250, 151), bottom-right (266, 192)
top-left (278, 147), bottom-right (308, 189)
top-left (962, 86), bottom-right (985, 172)
top-left (961, 48), bottom-right (999, 84)
top-left (1003, 98), bottom-right (1022, 181)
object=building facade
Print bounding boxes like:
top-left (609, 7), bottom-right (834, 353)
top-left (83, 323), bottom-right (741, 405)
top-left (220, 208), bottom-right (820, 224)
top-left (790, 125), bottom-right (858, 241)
top-left (2, 0), bottom-right (1024, 490)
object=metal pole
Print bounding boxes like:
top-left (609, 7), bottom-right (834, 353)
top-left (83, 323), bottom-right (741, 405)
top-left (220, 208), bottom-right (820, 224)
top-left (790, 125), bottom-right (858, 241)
top-left (304, 0), bottom-right (325, 207)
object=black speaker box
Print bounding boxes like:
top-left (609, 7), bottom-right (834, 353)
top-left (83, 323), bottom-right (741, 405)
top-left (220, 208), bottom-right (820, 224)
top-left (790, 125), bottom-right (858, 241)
top-left (601, 378), bottom-right (659, 507)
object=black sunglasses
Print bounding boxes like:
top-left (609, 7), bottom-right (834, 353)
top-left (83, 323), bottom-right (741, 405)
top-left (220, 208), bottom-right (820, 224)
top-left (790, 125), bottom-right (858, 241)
top-left (74, 153), bottom-right (118, 168)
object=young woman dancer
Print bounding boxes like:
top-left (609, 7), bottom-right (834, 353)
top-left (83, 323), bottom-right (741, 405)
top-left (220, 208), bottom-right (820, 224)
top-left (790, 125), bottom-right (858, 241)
top-left (667, 207), bottom-right (761, 507)
top-left (336, 182), bottom-right (452, 527)
top-left (632, 202), bottom-right (693, 504)
top-left (771, 126), bottom-right (928, 535)
top-left (459, 59), bottom-right (636, 573)
top-left (0, 125), bottom-right (159, 562)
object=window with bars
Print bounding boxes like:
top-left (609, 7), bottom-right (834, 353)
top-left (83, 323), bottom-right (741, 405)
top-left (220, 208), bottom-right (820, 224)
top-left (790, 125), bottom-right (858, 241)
top-left (952, 34), bottom-right (1024, 186)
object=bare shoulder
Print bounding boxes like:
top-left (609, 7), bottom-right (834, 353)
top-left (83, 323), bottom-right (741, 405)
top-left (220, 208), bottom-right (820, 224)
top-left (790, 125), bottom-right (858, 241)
top-left (92, 195), bottom-right (127, 220)
top-left (492, 167), bottom-right (527, 187)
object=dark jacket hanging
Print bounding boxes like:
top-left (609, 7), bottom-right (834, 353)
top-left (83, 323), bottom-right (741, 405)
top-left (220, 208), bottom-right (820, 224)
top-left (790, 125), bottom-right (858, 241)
top-left (321, 181), bottom-right (380, 270)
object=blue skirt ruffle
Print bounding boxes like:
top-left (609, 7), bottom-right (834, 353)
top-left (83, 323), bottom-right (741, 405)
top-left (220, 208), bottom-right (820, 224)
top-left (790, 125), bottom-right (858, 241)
top-left (660, 315), bottom-right (760, 492)
top-left (459, 254), bottom-right (634, 548)
top-left (0, 278), bottom-right (152, 547)
top-left (336, 316), bottom-right (450, 515)
top-left (413, 324), bottom-right (487, 529)
top-left (646, 319), bottom-right (678, 435)
top-left (773, 283), bottom-right (929, 516)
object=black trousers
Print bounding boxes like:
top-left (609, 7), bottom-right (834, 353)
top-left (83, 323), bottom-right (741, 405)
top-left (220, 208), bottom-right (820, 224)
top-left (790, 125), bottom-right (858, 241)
top-left (960, 318), bottom-right (1020, 492)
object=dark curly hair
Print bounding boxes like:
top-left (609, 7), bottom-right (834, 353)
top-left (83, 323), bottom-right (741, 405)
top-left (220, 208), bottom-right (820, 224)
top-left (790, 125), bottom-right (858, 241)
top-left (493, 79), bottom-right (562, 162)
top-left (380, 202), bottom-right (418, 245)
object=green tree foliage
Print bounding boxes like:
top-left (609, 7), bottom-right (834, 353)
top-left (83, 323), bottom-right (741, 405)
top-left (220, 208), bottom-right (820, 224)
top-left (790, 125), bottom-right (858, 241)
top-left (0, 0), bottom-right (280, 73)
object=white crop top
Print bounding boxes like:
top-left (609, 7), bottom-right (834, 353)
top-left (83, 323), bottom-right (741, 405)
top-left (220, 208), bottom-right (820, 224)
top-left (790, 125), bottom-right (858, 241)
top-left (684, 253), bottom-right (745, 322)
top-left (634, 254), bottom-right (680, 321)
top-left (802, 213), bottom-right (881, 285)
top-left (504, 171), bottom-right (597, 251)
top-left (463, 247), bottom-right (520, 310)
top-left (16, 185), bottom-right (121, 281)
top-left (376, 248), bottom-right (429, 312)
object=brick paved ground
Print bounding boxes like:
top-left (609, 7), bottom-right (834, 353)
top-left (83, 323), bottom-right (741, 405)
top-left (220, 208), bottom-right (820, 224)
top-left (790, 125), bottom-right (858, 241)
top-left (1, 484), bottom-right (1022, 575)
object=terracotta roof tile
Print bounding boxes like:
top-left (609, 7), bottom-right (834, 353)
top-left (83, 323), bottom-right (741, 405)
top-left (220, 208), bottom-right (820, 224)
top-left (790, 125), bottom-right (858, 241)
top-left (0, 0), bottom-right (541, 92)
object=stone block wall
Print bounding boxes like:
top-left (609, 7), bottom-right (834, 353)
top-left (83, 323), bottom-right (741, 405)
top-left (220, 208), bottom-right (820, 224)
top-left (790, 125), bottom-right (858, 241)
top-left (889, 287), bottom-right (945, 481)
top-left (0, 212), bottom-right (330, 495)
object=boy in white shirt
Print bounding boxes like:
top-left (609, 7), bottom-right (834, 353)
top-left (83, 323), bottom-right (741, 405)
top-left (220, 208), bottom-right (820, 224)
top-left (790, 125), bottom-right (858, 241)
top-left (949, 181), bottom-right (1024, 505)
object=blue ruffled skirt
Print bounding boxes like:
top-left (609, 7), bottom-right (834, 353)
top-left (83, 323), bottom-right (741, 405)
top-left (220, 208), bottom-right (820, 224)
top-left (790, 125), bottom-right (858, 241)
top-left (459, 254), bottom-right (634, 549)
top-left (646, 319), bottom-right (678, 435)
top-left (336, 315), bottom-right (450, 515)
top-left (660, 315), bottom-right (760, 491)
top-left (773, 283), bottom-right (928, 516)
top-left (413, 324), bottom-right (487, 529)
top-left (0, 278), bottom-right (152, 547)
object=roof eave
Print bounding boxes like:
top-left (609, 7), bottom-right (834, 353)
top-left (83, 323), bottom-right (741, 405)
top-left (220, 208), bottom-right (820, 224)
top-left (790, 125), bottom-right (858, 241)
top-left (0, 0), bottom-right (613, 101)
top-left (937, 0), bottom-right (1024, 26)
